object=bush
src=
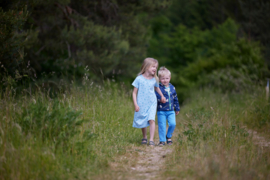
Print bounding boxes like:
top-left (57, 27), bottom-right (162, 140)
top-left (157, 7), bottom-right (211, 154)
top-left (16, 99), bottom-right (83, 148)
top-left (148, 17), bottom-right (268, 100)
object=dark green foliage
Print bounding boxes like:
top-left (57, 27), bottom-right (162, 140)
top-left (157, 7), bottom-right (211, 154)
top-left (0, 0), bottom-right (172, 83)
top-left (151, 0), bottom-right (270, 69)
top-left (0, 5), bottom-right (29, 75)
top-left (20, 0), bottom-right (172, 80)
top-left (1, 0), bottom-right (269, 103)
top-left (147, 0), bottom-right (270, 101)
top-left (182, 38), bottom-right (266, 92)
top-left (148, 17), bottom-right (267, 100)
top-left (238, 0), bottom-right (270, 66)
top-left (16, 99), bottom-right (83, 147)
top-left (184, 38), bottom-right (264, 78)
top-left (163, 0), bottom-right (240, 30)
top-left (149, 18), bottom-right (239, 68)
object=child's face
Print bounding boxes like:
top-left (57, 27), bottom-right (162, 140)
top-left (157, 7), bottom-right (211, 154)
top-left (147, 63), bottom-right (158, 76)
top-left (160, 74), bottom-right (171, 87)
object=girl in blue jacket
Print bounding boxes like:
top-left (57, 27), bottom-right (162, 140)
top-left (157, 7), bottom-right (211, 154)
top-left (155, 67), bottom-right (180, 146)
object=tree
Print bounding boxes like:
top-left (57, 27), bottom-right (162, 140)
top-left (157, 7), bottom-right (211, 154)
top-left (20, 0), bottom-right (172, 81)
top-left (0, 5), bottom-right (29, 77)
top-left (238, 0), bottom-right (270, 66)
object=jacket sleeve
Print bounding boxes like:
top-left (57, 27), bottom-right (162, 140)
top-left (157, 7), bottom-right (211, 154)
top-left (155, 89), bottom-right (161, 102)
top-left (173, 87), bottom-right (180, 111)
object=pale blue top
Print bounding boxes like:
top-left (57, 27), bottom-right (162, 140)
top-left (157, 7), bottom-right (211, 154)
top-left (132, 75), bottom-right (159, 128)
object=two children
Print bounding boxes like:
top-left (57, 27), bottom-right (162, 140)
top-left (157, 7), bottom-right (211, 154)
top-left (132, 58), bottom-right (180, 146)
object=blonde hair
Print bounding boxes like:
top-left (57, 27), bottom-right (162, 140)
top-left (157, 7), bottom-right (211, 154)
top-left (158, 66), bottom-right (171, 78)
top-left (138, 57), bottom-right (159, 83)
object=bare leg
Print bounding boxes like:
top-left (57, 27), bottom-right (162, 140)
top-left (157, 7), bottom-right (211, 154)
top-left (149, 120), bottom-right (155, 142)
top-left (142, 127), bottom-right (147, 143)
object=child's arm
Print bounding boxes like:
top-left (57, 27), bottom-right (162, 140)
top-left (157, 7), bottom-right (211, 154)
top-left (155, 90), bottom-right (161, 102)
top-left (155, 87), bottom-right (166, 103)
top-left (132, 87), bottom-right (140, 112)
top-left (173, 88), bottom-right (180, 115)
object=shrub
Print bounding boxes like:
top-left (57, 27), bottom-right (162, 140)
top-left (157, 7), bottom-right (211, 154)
top-left (16, 99), bottom-right (83, 148)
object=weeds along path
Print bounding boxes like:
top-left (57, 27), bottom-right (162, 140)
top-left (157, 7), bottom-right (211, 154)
top-left (108, 125), bottom-right (176, 180)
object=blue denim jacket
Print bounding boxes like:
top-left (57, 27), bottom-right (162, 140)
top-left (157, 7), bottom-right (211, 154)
top-left (155, 83), bottom-right (180, 112)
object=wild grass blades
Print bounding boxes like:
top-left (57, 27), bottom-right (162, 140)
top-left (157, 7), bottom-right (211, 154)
top-left (242, 97), bottom-right (270, 135)
top-left (162, 88), bottom-right (270, 179)
top-left (0, 79), bottom-right (140, 179)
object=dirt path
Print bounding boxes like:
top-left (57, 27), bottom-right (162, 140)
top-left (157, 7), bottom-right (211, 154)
top-left (128, 142), bottom-right (173, 179)
top-left (108, 125), bottom-right (270, 180)
top-left (109, 125), bottom-right (175, 180)
top-left (246, 128), bottom-right (270, 147)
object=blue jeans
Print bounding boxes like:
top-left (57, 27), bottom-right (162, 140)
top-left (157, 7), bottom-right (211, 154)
top-left (157, 111), bottom-right (176, 142)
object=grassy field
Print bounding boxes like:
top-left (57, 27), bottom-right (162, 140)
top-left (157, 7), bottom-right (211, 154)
top-left (162, 89), bottom-right (270, 179)
top-left (0, 80), bottom-right (141, 179)
top-left (1, 79), bottom-right (270, 179)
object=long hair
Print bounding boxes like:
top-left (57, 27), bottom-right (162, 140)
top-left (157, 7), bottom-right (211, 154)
top-left (138, 57), bottom-right (159, 83)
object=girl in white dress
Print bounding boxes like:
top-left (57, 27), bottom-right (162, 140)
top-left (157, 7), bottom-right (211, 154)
top-left (132, 58), bottom-right (166, 146)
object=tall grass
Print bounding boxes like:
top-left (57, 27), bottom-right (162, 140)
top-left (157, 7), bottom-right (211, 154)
top-left (0, 80), bottom-right (141, 179)
top-left (1, 77), bottom-right (270, 179)
top-left (163, 88), bottom-right (270, 179)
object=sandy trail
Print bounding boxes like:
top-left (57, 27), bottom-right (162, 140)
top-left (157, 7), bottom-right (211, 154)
top-left (108, 124), bottom-right (270, 180)
top-left (246, 128), bottom-right (270, 147)
top-left (109, 125), bottom-right (175, 180)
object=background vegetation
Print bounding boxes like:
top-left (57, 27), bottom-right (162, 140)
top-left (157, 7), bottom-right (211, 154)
top-left (1, 0), bottom-right (270, 179)
top-left (1, 0), bottom-right (269, 100)
top-left (162, 88), bottom-right (270, 179)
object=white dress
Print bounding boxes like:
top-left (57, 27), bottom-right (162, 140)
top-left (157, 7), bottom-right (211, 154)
top-left (132, 75), bottom-right (159, 128)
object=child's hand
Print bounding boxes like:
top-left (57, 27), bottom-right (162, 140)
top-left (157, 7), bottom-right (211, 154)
top-left (175, 111), bottom-right (179, 115)
top-left (135, 105), bottom-right (140, 112)
top-left (161, 96), bottom-right (166, 103)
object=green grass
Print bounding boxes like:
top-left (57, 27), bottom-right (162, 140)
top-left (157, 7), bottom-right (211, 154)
top-left (0, 80), bottom-right (141, 179)
top-left (1, 79), bottom-right (270, 179)
top-left (163, 88), bottom-right (270, 179)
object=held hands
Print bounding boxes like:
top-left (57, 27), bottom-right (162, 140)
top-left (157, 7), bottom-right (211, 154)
top-left (176, 111), bottom-right (179, 115)
top-left (135, 104), bottom-right (140, 112)
top-left (161, 96), bottom-right (166, 103)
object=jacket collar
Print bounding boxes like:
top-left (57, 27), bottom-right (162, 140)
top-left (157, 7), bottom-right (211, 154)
top-left (159, 83), bottom-right (172, 88)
